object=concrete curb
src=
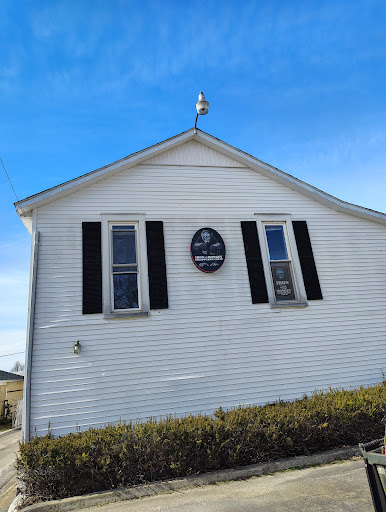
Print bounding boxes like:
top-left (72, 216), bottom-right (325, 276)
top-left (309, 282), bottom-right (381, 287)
top-left (0, 427), bottom-right (21, 439)
top-left (17, 445), bottom-right (362, 512)
top-left (9, 495), bottom-right (23, 512)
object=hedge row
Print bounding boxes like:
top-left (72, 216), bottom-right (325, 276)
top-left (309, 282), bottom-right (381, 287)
top-left (17, 382), bottom-right (386, 502)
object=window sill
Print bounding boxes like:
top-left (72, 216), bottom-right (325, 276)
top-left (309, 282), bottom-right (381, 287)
top-left (270, 302), bottom-right (308, 310)
top-left (103, 311), bottom-right (150, 320)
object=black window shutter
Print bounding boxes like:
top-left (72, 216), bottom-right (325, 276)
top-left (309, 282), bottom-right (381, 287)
top-left (292, 221), bottom-right (323, 300)
top-left (82, 222), bottom-right (103, 314)
top-left (146, 221), bottom-right (168, 310)
top-left (241, 221), bottom-right (269, 304)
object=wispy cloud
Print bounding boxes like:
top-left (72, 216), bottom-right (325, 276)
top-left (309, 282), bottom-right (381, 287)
top-left (0, 1), bottom-right (385, 223)
top-left (267, 127), bottom-right (386, 213)
top-left (12, 0), bottom-right (383, 106)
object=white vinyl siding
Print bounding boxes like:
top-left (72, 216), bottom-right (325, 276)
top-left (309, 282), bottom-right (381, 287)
top-left (28, 142), bottom-right (386, 436)
top-left (142, 140), bottom-right (247, 167)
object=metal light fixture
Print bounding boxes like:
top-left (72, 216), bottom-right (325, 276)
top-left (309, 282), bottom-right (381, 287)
top-left (194, 91), bottom-right (209, 129)
top-left (73, 340), bottom-right (81, 354)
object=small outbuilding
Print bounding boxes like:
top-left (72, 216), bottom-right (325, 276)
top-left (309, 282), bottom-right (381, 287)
top-left (0, 370), bottom-right (24, 420)
top-left (15, 128), bottom-right (386, 439)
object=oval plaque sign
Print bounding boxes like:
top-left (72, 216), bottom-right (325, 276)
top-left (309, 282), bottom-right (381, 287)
top-left (190, 228), bottom-right (226, 273)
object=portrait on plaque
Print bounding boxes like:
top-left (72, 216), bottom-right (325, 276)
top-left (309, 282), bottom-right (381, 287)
top-left (190, 228), bottom-right (226, 273)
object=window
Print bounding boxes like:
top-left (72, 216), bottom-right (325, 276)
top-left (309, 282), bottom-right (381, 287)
top-left (111, 225), bottom-right (139, 310)
top-left (102, 215), bottom-right (150, 318)
top-left (256, 215), bottom-right (308, 308)
top-left (264, 224), bottom-right (297, 302)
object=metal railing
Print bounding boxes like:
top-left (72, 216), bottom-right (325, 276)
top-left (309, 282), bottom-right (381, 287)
top-left (360, 439), bottom-right (386, 512)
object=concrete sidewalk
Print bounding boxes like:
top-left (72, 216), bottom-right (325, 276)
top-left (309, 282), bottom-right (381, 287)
top-left (74, 458), bottom-right (373, 512)
top-left (0, 428), bottom-right (21, 512)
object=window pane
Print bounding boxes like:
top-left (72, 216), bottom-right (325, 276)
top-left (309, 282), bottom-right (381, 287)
top-left (265, 225), bottom-right (288, 260)
top-left (112, 230), bottom-right (136, 264)
top-left (113, 274), bottom-right (139, 309)
top-left (112, 225), bottom-right (135, 230)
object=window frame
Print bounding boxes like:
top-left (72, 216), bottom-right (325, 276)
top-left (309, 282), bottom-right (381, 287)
top-left (101, 214), bottom-right (150, 318)
top-left (255, 214), bottom-right (308, 309)
top-left (110, 223), bottom-right (140, 312)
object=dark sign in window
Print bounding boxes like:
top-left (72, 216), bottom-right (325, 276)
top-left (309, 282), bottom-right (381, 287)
top-left (270, 262), bottom-right (296, 301)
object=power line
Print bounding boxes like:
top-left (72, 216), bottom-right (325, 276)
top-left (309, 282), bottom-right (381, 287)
top-left (0, 154), bottom-right (26, 218)
top-left (0, 351), bottom-right (25, 358)
top-left (0, 155), bottom-right (20, 203)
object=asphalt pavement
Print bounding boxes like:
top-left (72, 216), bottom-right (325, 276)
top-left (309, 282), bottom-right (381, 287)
top-left (0, 429), bottom-right (20, 512)
top-left (74, 458), bottom-right (374, 512)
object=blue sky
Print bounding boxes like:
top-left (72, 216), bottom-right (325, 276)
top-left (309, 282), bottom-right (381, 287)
top-left (1, 0), bottom-right (386, 371)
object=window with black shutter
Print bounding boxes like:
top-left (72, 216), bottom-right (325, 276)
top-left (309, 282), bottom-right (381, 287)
top-left (242, 215), bottom-right (322, 308)
top-left (83, 216), bottom-right (169, 318)
top-left (82, 222), bottom-right (102, 314)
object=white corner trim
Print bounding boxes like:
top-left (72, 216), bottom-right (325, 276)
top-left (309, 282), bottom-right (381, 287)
top-left (23, 213), bottom-right (39, 441)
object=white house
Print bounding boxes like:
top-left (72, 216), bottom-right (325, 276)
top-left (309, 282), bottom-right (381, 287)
top-left (16, 128), bottom-right (386, 439)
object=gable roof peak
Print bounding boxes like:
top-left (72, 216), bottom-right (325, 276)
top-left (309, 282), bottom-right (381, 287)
top-left (14, 128), bottom-right (386, 228)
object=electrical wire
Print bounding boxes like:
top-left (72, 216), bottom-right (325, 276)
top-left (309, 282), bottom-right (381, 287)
top-left (0, 154), bottom-right (26, 218)
top-left (0, 155), bottom-right (20, 203)
top-left (0, 351), bottom-right (25, 358)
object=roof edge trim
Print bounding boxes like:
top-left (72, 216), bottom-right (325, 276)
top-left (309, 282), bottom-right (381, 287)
top-left (192, 131), bottom-right (386, 226)
top-left (15, 128), bottom-right (386, 226)
top-left (15, 128), bottom-right (196, 213)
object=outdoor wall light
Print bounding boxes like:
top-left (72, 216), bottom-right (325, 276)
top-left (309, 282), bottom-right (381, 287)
top-left (73, 340), bottom-right (81, 354)
top-left (194, 91), bottom-right (209, 129)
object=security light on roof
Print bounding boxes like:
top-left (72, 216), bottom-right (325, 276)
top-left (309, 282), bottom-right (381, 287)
top-left (196, 92), bottom-right (209, 115)
top-left (194, 91), bottom-right (209, 130)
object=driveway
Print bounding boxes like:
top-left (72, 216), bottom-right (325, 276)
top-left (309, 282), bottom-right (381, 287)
top-left (0, 429), bottom-right (21, 512)
top-left (76, 458), bottom-right (374, 512)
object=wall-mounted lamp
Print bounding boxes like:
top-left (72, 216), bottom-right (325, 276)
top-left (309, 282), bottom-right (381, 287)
top-left (194, 91), bottom-right (209, 130)
top-left (73, 340), bottom-right (81, 354)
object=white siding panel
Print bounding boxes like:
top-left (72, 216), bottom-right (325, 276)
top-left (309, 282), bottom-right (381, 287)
top-left (142, 140), bottom-right (247, 167)
top-left (29, 151), bottom-right (386, 436)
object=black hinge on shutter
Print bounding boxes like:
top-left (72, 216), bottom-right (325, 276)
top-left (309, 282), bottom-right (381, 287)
top-left (146, 221), bottom-right (168, 310)
top-left (292, 221), bottom-right (323, 300)
top-left (241, 221), bottom-right (269, 304)
top-left (82, 222), bottom-right (103, 314)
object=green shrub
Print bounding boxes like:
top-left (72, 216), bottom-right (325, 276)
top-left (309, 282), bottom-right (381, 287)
top-left (17, 382), bottom-right (386, 502)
